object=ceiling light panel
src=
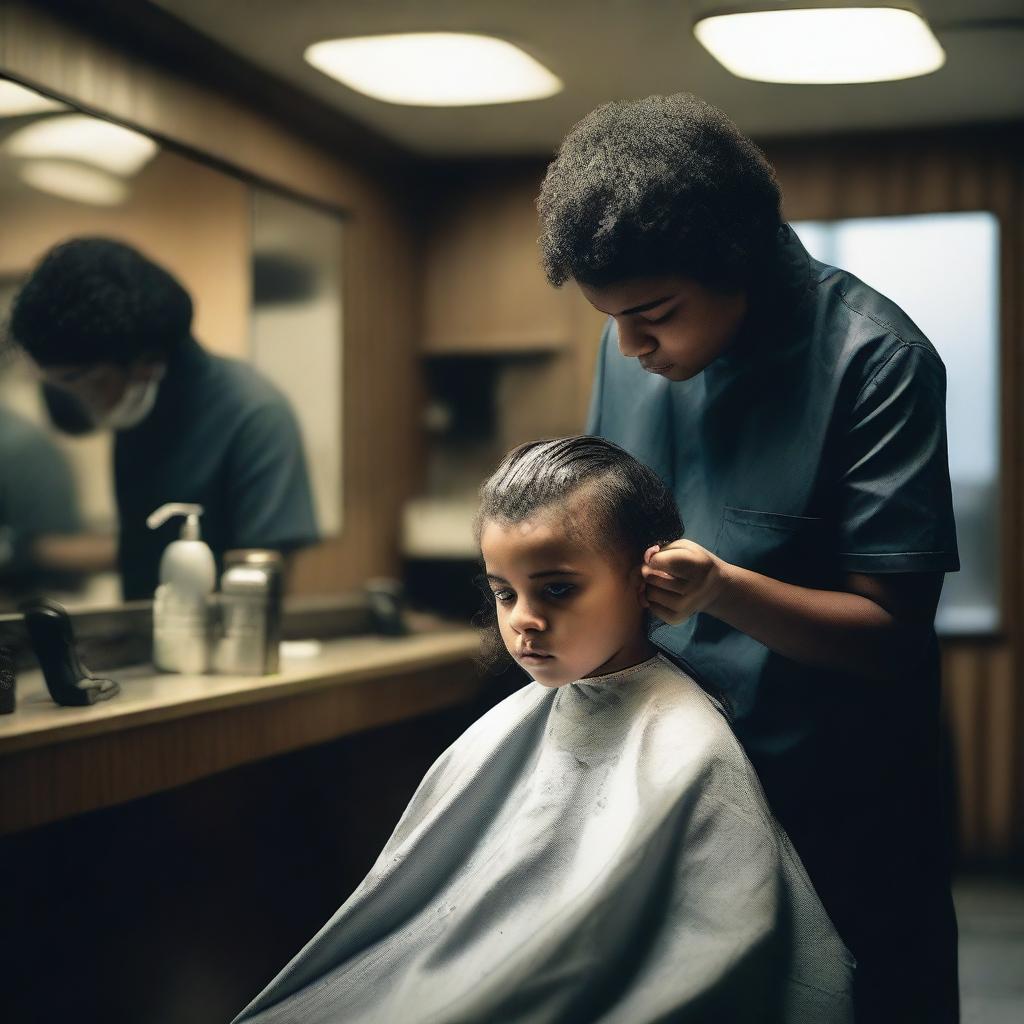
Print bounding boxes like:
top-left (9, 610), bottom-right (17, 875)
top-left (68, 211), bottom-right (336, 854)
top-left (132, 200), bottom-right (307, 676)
top-left (0, 80), bottom-right (67, 117)
top-left (694, 7), bottom-right (945, 84)
top-left (19, 160), bottom-right (128, 206)
top-left (3, 114), bottom-right (158, 175)
top-left (304, 33), bottom-right (563, 106)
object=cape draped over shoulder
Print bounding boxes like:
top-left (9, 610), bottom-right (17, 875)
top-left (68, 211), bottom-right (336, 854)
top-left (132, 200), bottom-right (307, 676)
top-left (234, 654), bottom-right (854, 1024)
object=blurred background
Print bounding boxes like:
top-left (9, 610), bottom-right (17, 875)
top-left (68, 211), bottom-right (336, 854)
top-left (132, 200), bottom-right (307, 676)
top-left (1, 1), bottom-right (1022, 1021)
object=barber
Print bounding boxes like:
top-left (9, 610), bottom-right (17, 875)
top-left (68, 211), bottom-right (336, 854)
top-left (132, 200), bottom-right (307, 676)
top-left (537, 93), bottom-right (960, 1022)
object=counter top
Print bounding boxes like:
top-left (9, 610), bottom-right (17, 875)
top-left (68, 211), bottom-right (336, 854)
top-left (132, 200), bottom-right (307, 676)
top-left (0, 626), bottom-right (485, 834)
top-left (0, 628), bottom-right (480, 754)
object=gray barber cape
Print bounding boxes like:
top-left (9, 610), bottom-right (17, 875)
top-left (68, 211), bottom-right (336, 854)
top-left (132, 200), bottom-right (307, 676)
top-left (234, 654), bottom-right (854, 1024)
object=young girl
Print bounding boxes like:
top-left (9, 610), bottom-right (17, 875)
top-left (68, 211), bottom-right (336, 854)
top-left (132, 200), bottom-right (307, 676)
top-left (234, 436), bottom-right (854, 1024)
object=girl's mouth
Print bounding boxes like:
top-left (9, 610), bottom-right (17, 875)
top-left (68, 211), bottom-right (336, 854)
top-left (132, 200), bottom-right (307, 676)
top-left (519, 650), bottom-right (553, 662)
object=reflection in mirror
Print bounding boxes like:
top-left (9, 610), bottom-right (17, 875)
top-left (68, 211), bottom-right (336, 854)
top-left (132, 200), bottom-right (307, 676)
top-left (252, 188), bottom-right (343, 537)
top-left (0, 77), bottom-right (343, 611)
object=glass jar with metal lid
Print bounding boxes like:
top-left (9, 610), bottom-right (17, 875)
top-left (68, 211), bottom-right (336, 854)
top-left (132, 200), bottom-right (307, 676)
top-left (213, 549), bottom-right (283, 675)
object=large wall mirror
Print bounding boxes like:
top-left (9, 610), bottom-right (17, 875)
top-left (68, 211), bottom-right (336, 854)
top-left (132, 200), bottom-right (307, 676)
top-left (0, 77), bottom-right (344, 611)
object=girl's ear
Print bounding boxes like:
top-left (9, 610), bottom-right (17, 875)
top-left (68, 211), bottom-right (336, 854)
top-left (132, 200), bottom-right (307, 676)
top-left (629, 563), bottom-right (650, 610)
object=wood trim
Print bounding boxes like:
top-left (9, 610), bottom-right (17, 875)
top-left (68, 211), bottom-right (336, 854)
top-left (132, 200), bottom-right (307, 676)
top-left (984, 645), bottom-right (1016, 857)
top-left (941, 644), bottom-right (985, 860)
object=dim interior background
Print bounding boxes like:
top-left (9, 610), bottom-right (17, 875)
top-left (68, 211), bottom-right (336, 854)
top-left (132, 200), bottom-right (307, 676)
top-left (0, 1), bottom-right (1022, 1022)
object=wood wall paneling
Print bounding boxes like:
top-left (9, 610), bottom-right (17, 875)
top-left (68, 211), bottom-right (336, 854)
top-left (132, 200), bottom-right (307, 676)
top-left (420, 166), bottom-right (573, 354)
top-left (419, 162), bottom-right (609, 440)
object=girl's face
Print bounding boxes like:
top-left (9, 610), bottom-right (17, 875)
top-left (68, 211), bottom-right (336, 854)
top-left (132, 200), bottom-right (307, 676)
top-left (480, 513), bottom-right (654, 688)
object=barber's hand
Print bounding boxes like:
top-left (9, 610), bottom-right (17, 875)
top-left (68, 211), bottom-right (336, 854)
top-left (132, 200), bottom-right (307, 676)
top-left (640, 539), bottom-right (731, 625)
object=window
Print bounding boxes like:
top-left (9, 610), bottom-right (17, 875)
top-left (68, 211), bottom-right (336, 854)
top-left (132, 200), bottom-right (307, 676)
top-left (793, 212), bottom-right (1001, 634)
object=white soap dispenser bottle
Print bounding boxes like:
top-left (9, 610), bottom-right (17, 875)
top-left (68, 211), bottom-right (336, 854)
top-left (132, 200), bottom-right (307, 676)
top-left (147, 503), bottom-right (216, 673)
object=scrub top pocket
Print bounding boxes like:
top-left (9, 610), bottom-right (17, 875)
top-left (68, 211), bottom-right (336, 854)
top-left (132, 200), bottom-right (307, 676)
top-left (714, 507), bottom-right (831, 587)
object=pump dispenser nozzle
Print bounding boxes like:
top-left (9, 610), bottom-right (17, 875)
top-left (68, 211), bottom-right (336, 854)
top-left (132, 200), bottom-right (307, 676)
top-left (147, 502), bottom-right (205, 540)
top-left (147, 503), bottom-right (215, 598)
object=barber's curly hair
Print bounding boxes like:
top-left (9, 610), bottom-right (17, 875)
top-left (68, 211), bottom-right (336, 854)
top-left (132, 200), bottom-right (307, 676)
top-left (537, 93), bottom-right (783, 289)
top-left (471, 435), bottom-right (683, 673)
top-left (9, 237), bottom-right (192, 366)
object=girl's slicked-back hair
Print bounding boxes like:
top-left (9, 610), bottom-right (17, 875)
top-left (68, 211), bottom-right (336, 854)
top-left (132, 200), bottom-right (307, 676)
top-left (472, 435), bottom-right (683, 672)
top-left (537, 92), bottom-right (782, 290)
top-left (475, 435), bottom-right (682, 561)
top-left (9, 236), bottom-right (193, 367)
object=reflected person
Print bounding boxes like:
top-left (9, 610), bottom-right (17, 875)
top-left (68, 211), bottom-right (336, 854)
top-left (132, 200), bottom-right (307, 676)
top-left (9, 237), bottom-right (319, 600)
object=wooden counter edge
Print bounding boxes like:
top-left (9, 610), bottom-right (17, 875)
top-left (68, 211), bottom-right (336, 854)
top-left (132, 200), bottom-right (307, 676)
top-left (0, 631), bottom-right (481, 755)
top-left (0, 637), bottom-right (489, 835)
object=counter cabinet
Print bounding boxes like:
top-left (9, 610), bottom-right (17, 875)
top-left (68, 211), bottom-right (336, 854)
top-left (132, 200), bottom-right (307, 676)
top-left (0, 629), bottom-right (485, 835)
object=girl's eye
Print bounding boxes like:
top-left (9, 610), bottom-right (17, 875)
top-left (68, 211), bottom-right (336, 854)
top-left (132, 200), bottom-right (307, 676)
top-left (491, 589), bottom-right (514, 604)
top-left (544, 582), bottom-right (576, 599)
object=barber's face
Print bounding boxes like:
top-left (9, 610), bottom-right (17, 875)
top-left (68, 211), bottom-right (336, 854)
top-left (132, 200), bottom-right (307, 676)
top-left (578, 276), bottom-right (748, 382)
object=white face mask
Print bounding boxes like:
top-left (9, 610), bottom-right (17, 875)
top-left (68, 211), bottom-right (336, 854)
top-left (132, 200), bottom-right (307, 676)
top-left (92, 371), bottom-right (164, 430)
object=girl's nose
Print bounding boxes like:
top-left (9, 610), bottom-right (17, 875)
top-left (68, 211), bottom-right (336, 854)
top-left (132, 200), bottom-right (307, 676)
top-left (510, 600), bottom-right (546, 634)
top-left (615, 319), bottom-right (657, 359)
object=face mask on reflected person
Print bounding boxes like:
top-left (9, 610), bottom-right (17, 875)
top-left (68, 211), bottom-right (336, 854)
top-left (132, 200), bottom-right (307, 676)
top-left (92, 373), bottom-right (163, 430)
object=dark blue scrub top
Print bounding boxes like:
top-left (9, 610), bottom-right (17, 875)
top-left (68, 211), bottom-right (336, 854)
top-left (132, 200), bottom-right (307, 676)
top-left (588, 225), bottom-right (959, 824)
top-left (116, 336), bottom-right (318, 600)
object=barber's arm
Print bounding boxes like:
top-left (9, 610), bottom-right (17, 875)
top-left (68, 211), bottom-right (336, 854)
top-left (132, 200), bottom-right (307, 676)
top-left (644, 342), bottom-right (957, 683)
top-left (32, 533), bottom-right (118, 574)
top-left (642, 541), bottom-right (941, 682)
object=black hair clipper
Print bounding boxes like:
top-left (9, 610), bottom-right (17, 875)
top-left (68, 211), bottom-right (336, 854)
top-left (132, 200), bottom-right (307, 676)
top-left (20, 599), bottom-right (120, 706)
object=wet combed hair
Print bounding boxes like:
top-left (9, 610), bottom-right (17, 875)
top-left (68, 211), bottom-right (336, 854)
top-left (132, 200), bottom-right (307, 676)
top-left (472, 435), bottom-right (683, 673)
top-left (537, 93), bottom-right (783, 290)
top-left (9, 237), bottom-right (193, 367)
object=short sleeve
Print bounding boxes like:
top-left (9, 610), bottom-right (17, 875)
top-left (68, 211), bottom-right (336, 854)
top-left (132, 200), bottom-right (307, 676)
top-left (226, 399), bottom-right (319, 552)
top-left (837, 343), bottom-right (959, 573)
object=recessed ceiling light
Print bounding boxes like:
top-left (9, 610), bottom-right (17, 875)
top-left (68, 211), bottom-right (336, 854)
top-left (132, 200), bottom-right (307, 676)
top-left (693, 4), bottom-right (945, 84)
top-left (19, 160), bottom-right (128, 206)
top-left (304, 33), bottom-right (563, 106)
top-left (4, 114), bottom-right (158, 175)
top-left (0, 79), bottom-right (66, 117)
